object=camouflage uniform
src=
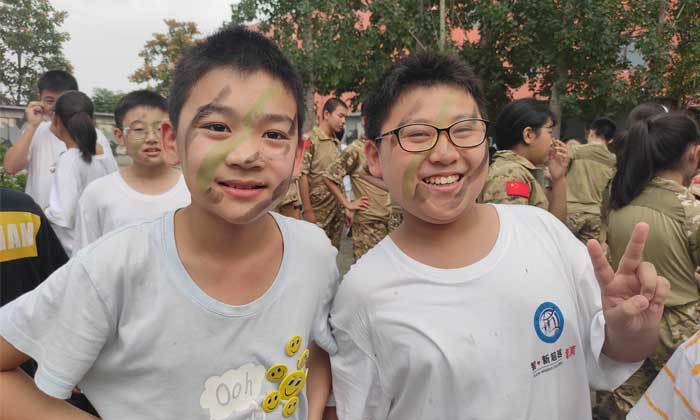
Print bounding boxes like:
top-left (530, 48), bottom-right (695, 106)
top-left (302, 127), bottom-right (343, 248)
top-left (478, 150), bottom-right (548, 208)
top-left (276, 177), bottom-right (302, 217)
top-left (565, 144), bottom-right (616, 243)
top-left (596, 177), bottom-right (700, 418)
top-left (388, 204), bottom-right (403, 233)
top-left (323, 138), bottom-right (392, 259)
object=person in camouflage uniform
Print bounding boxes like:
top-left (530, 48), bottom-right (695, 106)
top-left (596, 113), bottom-right (700, 419)
top-left (479, 99), bottom-right (569, 222)
top-left (565, 117), bottom-right (617, 244)
top-left (299, 98), bottom-right (348, 248)
top-left (324, 137), bottom-right (392, 259)
top-left (276, 177), bottom-right (302, 219)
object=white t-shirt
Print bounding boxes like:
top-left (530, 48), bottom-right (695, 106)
top-left (330, 204), bottom-right (641, 420)
top-left (0, 212), bottom-right (339, 420)
top-left (24, 121), bottom-right (116, 209)
top-left (74, 171), bottom-right (191, 251)
top-left (45, 149), bottom-right (118, 255)
top-left (628, 330), bottom-right (700, 420)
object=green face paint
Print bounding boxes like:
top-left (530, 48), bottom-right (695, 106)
top-left (193, 86), bottom-right (282, 201)
top-left (398, 93), bottom-right (457, 202)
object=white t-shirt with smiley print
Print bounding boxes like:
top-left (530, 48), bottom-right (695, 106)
top-left (330, 204), bottom-right (641, 420)
top-left (0, 212), bottom-right (339, 420)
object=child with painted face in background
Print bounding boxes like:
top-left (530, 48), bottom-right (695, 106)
top-left (0, 27), bottom-right (337, 420)
top-left (329, 52), bottom-right (669, 419)
top-left (43, 91), bottom-right (118, 255)
top-left (74, 90), bottom-right (190, 251)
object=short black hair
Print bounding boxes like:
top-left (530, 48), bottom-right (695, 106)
top-left (494, 98), bottom-right (556, 150)
top-left (322, 98), bottom-right (347, 116)
top-left (589, 117), bottom-right (616, 142)
top-left (114, 90), bottom-right (168, 128)
top-left (363, 51), bottom-right (487, 141)
top-left (169, 26), bottom-right (304, 139)
top-left (37, 70), bottom-right (78, 94)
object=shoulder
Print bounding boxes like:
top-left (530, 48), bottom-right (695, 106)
top-left (81, 172), bottom-right (118, 195)
top-left (274, 212), bottom-right (337, 258)
top-left (336, 238), bottom-right (393, 304)
top-left (0, 188), bottom-right (42, 214)
top-left (499, 204), bottom-right (575, 244)
top-left (77, 214), bottom-right (164, 263)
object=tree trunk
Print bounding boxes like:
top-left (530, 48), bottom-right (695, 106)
top-left (302, 4), bottom-right (316, 134)
top-left (549, 60), bottom-right (568, 139)
top-left (15, 52), bottom-right (22, 105)
top-left (439, 0), bottom-right (446, 51)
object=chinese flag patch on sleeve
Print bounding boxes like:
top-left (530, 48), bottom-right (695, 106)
top-left (302, 137), bottom-right (313, 150)
top-left (505, 180), bottom-right (530, 198)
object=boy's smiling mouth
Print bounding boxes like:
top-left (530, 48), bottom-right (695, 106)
top-left (216, 179), bottom-right (267, 198)
top-left (422, 174), bottom-right (463, 185)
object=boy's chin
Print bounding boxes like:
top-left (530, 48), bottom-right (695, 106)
top-left (411, 202), bottom-right (474, 225)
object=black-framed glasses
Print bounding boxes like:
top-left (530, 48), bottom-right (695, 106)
top-left (375, 118), bottom-right (489, 152)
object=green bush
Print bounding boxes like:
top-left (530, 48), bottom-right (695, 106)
top-left (0, 141), bottom-right (27, 191)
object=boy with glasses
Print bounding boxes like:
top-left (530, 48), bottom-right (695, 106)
top-left (330, 52), bottom-right (668, 419)
top-left (74, 90), bottom-right (190, 250)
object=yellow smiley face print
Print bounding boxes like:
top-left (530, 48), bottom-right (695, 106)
top-left (261, 390), bottom-right (280, 412)
top-left (282, 396), bottom-right (299, 417)
top-left (297, 348), bottom-right (310, 370)
top-left (278, 370), bottom-right (306, 400)
top-left (266, 364), bottom-right (288, 382)
top-left (286, 335), bottom-right (302, 356)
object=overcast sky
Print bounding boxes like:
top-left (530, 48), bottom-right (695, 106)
top-left (51, 0), bottom-right (234, 95)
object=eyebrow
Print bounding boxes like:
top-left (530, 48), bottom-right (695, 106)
top-left (189, 103), bottom-right (238, 128)
top-left (396, 112), bottom-right (480, 127)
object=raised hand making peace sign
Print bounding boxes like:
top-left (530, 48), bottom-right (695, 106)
top-left (587, 223), bottom-right (670, 362)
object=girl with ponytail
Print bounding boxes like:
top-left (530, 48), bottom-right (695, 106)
top-left (44, 91), bottom-right (118, 255)
top-left (598, 113), bottom-right (700, 417)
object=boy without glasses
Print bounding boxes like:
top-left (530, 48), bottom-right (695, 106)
top-left (1, 27), bottom-right (337, 420)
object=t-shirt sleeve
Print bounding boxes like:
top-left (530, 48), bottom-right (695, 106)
top-left (44, 155), bottom-right (79, 228)
top-left (330, 275), bottom-right (391, 419)
top-left (480, 174), bottom-right (531, 206)
top-left (0, 256), bottom-right (114, 399)
top-left (627, 331), bottom-right (700, 420)
top-left (553, 216), bottom-right (642, 390)
top-left (302, 142), bottom-right (314, 176)
top-left (309, 230), bottom-right (340, 355)
top-left (323, 148), bottom-right (357, 186)
top-left (74, 191), bottom-right (100, 252)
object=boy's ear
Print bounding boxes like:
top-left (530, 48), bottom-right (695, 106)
top-left (113, 127), bottom-right (124, 146)
top-left (365, 139), bottom-right (383, 178)
top-left (522, 127), bottom-right (535, 145)
top-left (160, 118), bottom-right (180, 166)
top-left (292, 137), bottom-right (305, 178)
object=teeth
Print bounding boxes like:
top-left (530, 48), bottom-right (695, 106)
top-left (424, 175), bottom-right (459, 185)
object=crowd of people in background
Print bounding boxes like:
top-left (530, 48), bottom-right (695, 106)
top-left (0, 24), bottom-right (699, 420)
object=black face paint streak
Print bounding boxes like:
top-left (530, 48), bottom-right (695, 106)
top-left (242, 179), bottom-right (290, 219)
top-left (184, 86), bottom-right (233, 154)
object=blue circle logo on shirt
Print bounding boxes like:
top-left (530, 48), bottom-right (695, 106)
top-left (533, 302), bottom-right (564, 343)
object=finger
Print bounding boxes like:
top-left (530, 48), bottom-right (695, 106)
top-left (618, 223), bottom-right (649, 275)
top-left (607, 295), bottom-right (650, 326)
top-left (649, 276), bottom-right (670, 313)
top-left (587, 238), bottom-right (616, 288)
top-left (637, 261), bottom-right (658, 301)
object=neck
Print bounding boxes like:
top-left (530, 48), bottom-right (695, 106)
top-left (319, 122), bottom-right (335, 139)
top-left (125, 162), bottom-right (175, 180)
top-left (175, 203), bottom-right (276, 259)
top-left (656, 169), bottom-right (689, 187)
top-left (588, 137), bottom-right (607, 145)
top-left (51, 124), bottom-right (77, 148)
top-left (510, 143), bottom-right (532, 161)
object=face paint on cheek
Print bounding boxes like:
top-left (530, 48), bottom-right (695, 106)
top-left (196, 128), bottom-right (253, 195)
top-left (402, 152), bottom-right (430, 203)
top-left (242, 178), bottom-right (291, 219)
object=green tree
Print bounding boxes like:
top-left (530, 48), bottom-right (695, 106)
top-left (0, 0), bottom-right (72, 105)
top-left (91, 88), bottom-right (123, 113)
top-left (463, 0), bottom-right (635, 136)
top-left (130, 20), bottom-right (200, 96)
top-left (627, 0), bottom-right (700, 107)
top-left (229, 0), bottom-right (451, 129)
